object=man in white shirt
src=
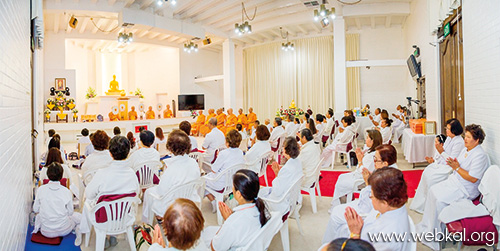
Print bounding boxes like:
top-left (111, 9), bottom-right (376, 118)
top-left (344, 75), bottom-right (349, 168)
top-left (77, 128), bottom-right (91, 157)
top-left (314, 114), bottom-right (325, 144)
top-left (248, 120), bottom-right (260, 147)
top-left (128, 130), bottom-right (161, 170)
top-left (298, 129), bottom-right (321, 188)
top-left (202, 117), bottom-right (225, 166)
top-left (80, 136), bottom-right (140, 245)
top-left (269, 117), bottom-right (285, 149)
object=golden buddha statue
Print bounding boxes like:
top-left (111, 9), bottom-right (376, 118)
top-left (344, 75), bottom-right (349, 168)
top-left (105, 75), bottom-right (125, 95)
top-left (289, 99), bottom-right (296, 109)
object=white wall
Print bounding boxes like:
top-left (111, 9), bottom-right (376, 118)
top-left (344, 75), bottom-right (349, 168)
top-left (462, 0), bottom-right (500, 164)
top-left (179, 49), bottom-right (224, 111)
top-left (348, 27), bottom-right (410, 114)
top-left (0, 0), bottom-right (32, 249)
top-left (403, 0), bottom-right (440, 125)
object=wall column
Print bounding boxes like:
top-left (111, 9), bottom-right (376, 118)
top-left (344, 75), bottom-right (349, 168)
top-left (333, 17), bottom-right (347, 112)
top-left (223, 39), bottom-right (236, 109)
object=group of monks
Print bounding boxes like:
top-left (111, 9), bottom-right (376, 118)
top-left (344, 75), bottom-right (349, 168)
top-left (191, 107), bottom-right (257, 136)
top-left (108, 104), bottom-right (174, 121)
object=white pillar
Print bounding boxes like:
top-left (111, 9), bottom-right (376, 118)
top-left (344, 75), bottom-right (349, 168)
top-left (223, 39), bottom-right (236, 109)
top-left (333, 17), bottom-right (347, 112)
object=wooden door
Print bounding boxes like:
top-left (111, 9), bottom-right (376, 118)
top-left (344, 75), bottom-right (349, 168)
top-left (440, 11), bottom-right (464, 129)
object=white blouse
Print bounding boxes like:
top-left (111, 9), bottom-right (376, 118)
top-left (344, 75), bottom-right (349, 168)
top-left (205, 148), bottom-right (245, 191)
top-left (81, 150), bottom-right (113, 180)
top-left (449, 145), bottom-right (489, 200)
top-left (262, 158), bottom-right (303, 214)
top-left (245, 141), bottom-right (271, 171)
top-left (433, 135), bottom-right (465, 165)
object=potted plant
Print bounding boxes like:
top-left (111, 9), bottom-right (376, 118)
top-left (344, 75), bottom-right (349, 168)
top-left (46, 98), bottom-right (55, 110)
top-left (134, 88), bottom-right (144, 100)
top-left (67, 98), bottom-right (76, 110)
top-left (72, 108), bottom-right (78, 122)
top-left (44, 109), bottom-right (51, 122)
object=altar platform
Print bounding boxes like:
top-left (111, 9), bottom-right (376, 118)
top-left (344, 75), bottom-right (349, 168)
top-left (43, 117), bottom-right (194, 145)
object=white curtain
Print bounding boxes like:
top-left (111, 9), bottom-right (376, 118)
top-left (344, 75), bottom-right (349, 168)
top-left (243, 36), bottom-right (334, 120)
top-left (346, 34), bottom-right (360, 109)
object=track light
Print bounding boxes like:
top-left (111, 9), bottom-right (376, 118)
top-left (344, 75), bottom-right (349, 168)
top-left (118, 32), bottom-right (133, 44)
top-left (313, 2), bottom-right (336, 27)
top-left (184, 41), bottom-right (198, 53)
top-left (234, 3), bottom-right (256, 36)
top-left (157, 0), bottom-right (176, 6)
top-left (281, 42), bottom-right (294, 51)
top-left (156, 0), bottom-right (163, 6)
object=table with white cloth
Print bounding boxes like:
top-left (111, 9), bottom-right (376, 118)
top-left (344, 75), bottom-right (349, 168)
top-left (401, 128), bottom-right (436, 167)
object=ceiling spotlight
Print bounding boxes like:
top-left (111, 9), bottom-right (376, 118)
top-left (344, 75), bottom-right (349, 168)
top-left (234, 3), bottom-right (256, 36)
top-left (156, 0), bottom-right (163, 6)
top-left (118, 32), bottom-right (133, 45)
top-left (279, 27), bottom-right (294, 52)
top-left (171, 0), bottom-right (176, 5)
top-left (184, 41), bottom-right (198, 53)
top-left (313, 1), bottom-right (336, 27)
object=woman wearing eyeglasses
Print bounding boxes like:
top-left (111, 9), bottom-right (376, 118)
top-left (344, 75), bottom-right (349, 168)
top-left (322, 144), bottom-right (398, 244)
top-left (410, 118), bottom-right (465, 213)
top-left (416, 124), bottom-right (489, 250)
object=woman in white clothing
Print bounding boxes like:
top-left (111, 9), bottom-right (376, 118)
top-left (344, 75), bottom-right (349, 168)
top-left (344, 167), bottom-right (412, 251)
top-left (205, 129), bottom-right (245, 212)
top-left (149, 198), bottom-right (207, 251)
top-left (81, 130), bottom-right (112, 184)
top-left (410, 118), bottom-right (465, 213)
top-left (391, 105), bottom-right (406, 143)
top-left (245, 125), bottom-right (271, 173)
top-left (39, 148), bottom-right (72, 183)
top-left (331, 130), bottom-right (383, 208)
top-left (323, 144), bottom-right (398, 243)
top-left (153, 127), bottom-right (168, 154)
top-left (204, 169), bottom-right (270, 251)
top-left (314, 114), bottom-right (325, 144)
top-left (180, 121), bottom-right (199, 151)
top-left (259, 137), bottom-right (303, 215)
top-left (143, 130), bottom-right (201, 224)
top-left (376, 118), bottom-right (393, 144)
top-left (320, 116), bottom-right (356, 168)
top-left (417, 124), bottom-right (489, 250)
top-left (33, 163), bottom-right (82, 246)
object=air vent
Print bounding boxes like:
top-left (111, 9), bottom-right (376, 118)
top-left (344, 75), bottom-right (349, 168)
top-left (301, 0), bottom-right (327, 8)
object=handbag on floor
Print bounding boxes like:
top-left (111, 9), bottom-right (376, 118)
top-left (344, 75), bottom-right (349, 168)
top-left (134, 223), bottom-right (154, 251)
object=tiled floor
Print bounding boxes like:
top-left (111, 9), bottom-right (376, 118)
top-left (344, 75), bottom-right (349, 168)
top-left (61, 140), bottom-right (490, 251)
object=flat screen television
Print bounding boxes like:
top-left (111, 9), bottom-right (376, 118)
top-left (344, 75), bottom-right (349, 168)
top-left (407, 54), bottom-right (422, 80)
top-left (178, 94), bottom-right (205, 111)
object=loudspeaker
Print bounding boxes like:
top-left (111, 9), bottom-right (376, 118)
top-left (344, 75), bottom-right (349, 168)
top-left (202, 37), bottom-right (211, 45)
top-left (69, 16), bottom-right (78, 29)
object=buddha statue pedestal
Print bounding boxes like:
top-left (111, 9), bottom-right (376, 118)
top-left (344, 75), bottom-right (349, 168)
top-left (118, 98), bottom-right (129, 120)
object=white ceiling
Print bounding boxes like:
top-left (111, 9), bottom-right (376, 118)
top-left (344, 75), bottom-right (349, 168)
top-left (43, 0), bottom-right (412, 52)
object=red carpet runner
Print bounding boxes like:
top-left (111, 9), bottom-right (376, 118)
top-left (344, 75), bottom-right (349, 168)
top-left (259, 167), bottom-right (424, 198)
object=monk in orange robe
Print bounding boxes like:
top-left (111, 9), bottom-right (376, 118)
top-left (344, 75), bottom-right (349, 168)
top-left (163, 104), bottom-right (173, 118)
top-left (237, 108), bottom-right (248, 130)
top-left (225, 108), bottom-right (238, 132)
top-left (191, 110), bottom-right (205, 136)
top-left (247, 107), bottom-right (257, 131)
top-left (109, 111), bottom-right (120, 121)
top-left (128, 106), bottom-right (138, 120)
top-left (146, 106), bottom-right (155, 120)
top-left (216, 108), bottom-right (227, 134)
top-left (200, 109), bottom-right (215, 136)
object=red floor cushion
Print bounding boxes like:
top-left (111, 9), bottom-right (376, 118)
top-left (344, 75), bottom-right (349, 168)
top-left (31, 232), bottom-right (63, 245)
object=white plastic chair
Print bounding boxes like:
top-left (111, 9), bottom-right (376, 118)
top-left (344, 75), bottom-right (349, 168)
top-left (201, 145), bottom-right (227, 172)
top-left (262, 176), bottom-right (304, 251)
top-left (84, 197), bottom-right (141, 251)
top-left (77, 173), bottom-right (85, 209)
top-left (188, 151), bottom-right (203, 170)
top-left (133, 160), bottom-right (162, 190)
top-left (300, 158), bottom-right (325, 213)
top-left (83, 169), bottom-right (98, 186)
top-left (78, 143), bottom-right (89, 157)
top-left (332, 134), bottom-right (356, 169)
top-left (145, 178), bottom-right (205, 225)
top-left (245, 151), bottom-right (273, 186)
top-left (271, 134), bottom-right (286, 164)
top-left (346, 178), bottom-right (366, 203)
top-left (203, 163), bottom-right (246, 225)
top-left (239, 138), bottom-right (249, 153)
top-left (234, 211), bottom-right (283, 251)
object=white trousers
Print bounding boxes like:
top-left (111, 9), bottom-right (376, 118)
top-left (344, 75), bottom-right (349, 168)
top-left (320, 140), bottom-right (339, 168)
top-left (323, 202), bottom-right (357, 244)
top-left (410, 163), bottom-right (451, 213)
top-left (35, 212), bottom-right (81, 238)
top-left (416, 179), bottom-right (467, 250)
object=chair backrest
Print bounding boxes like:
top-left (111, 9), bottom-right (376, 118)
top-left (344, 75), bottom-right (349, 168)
top-left (159, 178), bottom-right (205, 207)
top-left (478, 165), bottom-right (500, 223)
top-left (408, 215), bottom-right (417, 251)
top-left (329, 122), bottom-right (336, 137)
top-left (90, 197), bottom-right (141, 233)
top-left (188, 151), bottom-right (203, 169)
top-left (212, 163), bottom-right (246, 195)
top-left (235, 211), bottom-right (283, 251)
top-left (157, 143), bottom-right (168, 156)
top-left (311, 158), bottom-right (326, 185)
top-left (133, 160), bottom-right (162, 189)
top-left (258, 151), bottom-right (273, 176)
top-left (262, 175), bottom-right (303, 215)
top-left (83, 169), bottom-right (98, 186)
top-left (77, 173), bottom-right (85, 207)
top-left (239, 138), bottom-right (249, 153)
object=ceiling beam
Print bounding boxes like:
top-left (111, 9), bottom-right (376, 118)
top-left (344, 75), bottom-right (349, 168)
top-left (137, 30), bottom-right (149, 38)
top-left (78, 17), bottom-right (89, 33)
top-left (285, 27), bottom-right (296, 37)
top-left (258, 32), bottom-right (274, 40)
top-left (158, 34), bottom-right (171, 40)
top-left (105, 20), bottom-right (119, 34)
top-left (148, 32), bottom-right (161, 39)
top-left (370, 17), bottom-right (376, 29)
top-left (191, 0), bottom-right (241, 23)
top-left (178, 0), bottom-right (224, 20)
top-left (173, 0), bottom-right (199, 16)
top-left (108, 0), bottom-right (117, 6)
top-left (296, 25), bottom-right (309, 35)
top-left (354, 18), bottom-right (361, 30)
top-left (311, 23), bottom-right (321, 33)
top-left (140, 0), bottom-right (154, 10)
top-left (385, 16), bottom-right (392, 28)
top-left (401, 16), bottom-right (407, 29)
top-left (269, 29), bottom-right (282, 38)
top-left (91, 18), bottom-right (106, 34)
top-left (124, 0), bottom-right (136, 8)
top-left (203, 0), bottom-right (272, 26)
top-left (166, 36), bottom-right (179, 42)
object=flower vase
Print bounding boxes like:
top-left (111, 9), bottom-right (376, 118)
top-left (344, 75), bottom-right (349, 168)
top-left (47, 104), bottom-right (55, 110)
top-left (67, 103), bottom-right (75, 110)
top-left (57, 108), bottom-right (66, 120)
top-left (45, 114), bottom-right (50, 122)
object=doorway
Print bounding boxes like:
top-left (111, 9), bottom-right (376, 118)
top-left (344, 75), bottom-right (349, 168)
top-left (439, 9), bottom-right (464, 128)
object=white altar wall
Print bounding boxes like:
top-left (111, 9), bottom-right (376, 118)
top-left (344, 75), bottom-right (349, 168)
top-left (56, 40), bottom-right (180, 114)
